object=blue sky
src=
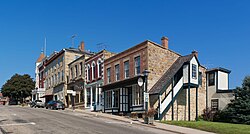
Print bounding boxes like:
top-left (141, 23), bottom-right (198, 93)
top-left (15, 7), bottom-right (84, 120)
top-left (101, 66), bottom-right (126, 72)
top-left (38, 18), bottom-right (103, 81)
top-left (0, 0), bottom-right (249, 89)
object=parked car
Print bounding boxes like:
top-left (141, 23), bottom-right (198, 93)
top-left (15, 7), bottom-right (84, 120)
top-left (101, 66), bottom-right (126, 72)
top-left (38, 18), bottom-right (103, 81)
top-left (30, 100), bottom-right (45, 108)
top-left (45, 100), bottom-right (65, 110)
top-left (35, 100), bottom-right (45, 108)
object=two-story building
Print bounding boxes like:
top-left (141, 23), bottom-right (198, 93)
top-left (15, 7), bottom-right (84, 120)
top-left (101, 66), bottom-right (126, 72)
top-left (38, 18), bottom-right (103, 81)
top-left (67, 43), bottom-right (93, 109)
top-left (101, 36), bottom-right (232, 121)
top-left (84, 50), bottom-right (115, 111)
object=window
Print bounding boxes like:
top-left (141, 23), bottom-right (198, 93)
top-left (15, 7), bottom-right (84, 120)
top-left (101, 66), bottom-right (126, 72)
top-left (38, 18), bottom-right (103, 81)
top-left (71, 68), bottom-right (74, 79)
top-left (75, 65), bottom-right (78, 78)
top-left (132, 85), bottom-right (143, 106)
top-left (58, 72), bottom-right (60, 83)
top-left (98, 60), bottom-right (102, 78)
top-left (79, 62), bottom-right (82, 76)
top-left (87, 65), bottom-right (91, 81)
top-left (134, 56), bottom-right (140, 75)
top-left (192, 64), bottom-right (197, 79)
top-left (115, 64), bottom-right (120, 81)
top-left (211, 99), bottom-right (219, 111)
top-left (61, 71), bottom-right (64, 81)
top-left (198, 72), bottom-right (202, 86)
top-left (113, 90), bottom-right (119, 108)
top-left (209, 72), bottom-right (215, 86)
top-left (124, 61), bottom-right (129, 78)
top-left (107, 68), bottom-right (111, 83)
top-left (105, 91), bottom-right (112, 108)
top-left (92, 62), bottom-right (96, 80)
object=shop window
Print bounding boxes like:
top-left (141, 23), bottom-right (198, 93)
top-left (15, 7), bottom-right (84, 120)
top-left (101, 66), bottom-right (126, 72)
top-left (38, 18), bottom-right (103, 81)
top-left (132, 85), bottom-right (143, 106)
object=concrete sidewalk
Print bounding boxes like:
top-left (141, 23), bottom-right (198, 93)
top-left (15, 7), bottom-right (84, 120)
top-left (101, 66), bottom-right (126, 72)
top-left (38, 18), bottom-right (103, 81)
top-left (66, 108), bottom-right (215, 134)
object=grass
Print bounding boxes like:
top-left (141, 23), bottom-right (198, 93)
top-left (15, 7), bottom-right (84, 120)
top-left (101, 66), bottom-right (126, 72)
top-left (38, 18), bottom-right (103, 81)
top-left (161, 120), bottom-right (250, 134)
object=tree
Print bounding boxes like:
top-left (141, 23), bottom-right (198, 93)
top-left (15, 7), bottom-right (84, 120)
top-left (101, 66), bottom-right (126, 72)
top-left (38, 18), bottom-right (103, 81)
top-left (1, 74), bottom-right (35, 103)
top-left (215, 76), bottom-right (250, 124)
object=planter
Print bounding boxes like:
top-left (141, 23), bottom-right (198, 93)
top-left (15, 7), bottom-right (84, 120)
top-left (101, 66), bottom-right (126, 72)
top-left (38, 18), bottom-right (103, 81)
top-left (144, 116), bottom-right (154, 124)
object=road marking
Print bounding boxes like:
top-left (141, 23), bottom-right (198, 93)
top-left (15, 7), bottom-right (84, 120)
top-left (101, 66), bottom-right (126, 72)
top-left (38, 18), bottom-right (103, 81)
top-left (0, 122), bottom-right (36, 127)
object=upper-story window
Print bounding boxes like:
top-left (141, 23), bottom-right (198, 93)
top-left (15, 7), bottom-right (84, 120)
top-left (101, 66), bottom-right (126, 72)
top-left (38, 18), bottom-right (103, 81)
top-left (87, 64), bottom-right (91, 82)
top-left (92, 62), bottom-right (96, 80)
top-left (58, 72), bottom-right (60, 83)
top-left (61, 71), bottom-right (64, 81)
top-left (115, 64), bottom-right (120, 81)
top-left (192, 64), bottom-right (197, 79)
top-left (134, 56), bottom-right (140, 75)
top-left (71, 67), bottom-right (74, 79)
top-left (209, 72), bottom-right (215, 86)
top-left (75, 65), bottom-right (78, 78)
top-left (79, 62), bottom-right (82, 76)
top-left (107, 68), bottom-right (111, 83)
top-left (124, 61), bottom-right (129, 79)
top-left (198, 72), bottom-right (202, 86)
top-left (97, 59), bottom-right (102, 78)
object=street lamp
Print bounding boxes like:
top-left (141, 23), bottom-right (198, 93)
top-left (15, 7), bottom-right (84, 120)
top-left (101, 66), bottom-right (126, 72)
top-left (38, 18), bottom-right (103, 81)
top-left (143, 70), bottom-right (150, 113)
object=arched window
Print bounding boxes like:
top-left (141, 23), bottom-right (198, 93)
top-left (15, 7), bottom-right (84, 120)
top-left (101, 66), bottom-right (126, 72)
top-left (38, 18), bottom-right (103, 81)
top-left (92, 61), bottom-right (96, 80)
top-left (97, 59), bottom-right (102, 78)
top-left (87, 64), bottom-right (91, 81)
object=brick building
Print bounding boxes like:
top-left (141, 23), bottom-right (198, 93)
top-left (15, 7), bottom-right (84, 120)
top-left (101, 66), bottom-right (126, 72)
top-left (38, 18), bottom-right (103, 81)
top-left (84, 50), bottom-right (115, 111)
top-left (101, 36), bottom-right (232, 121)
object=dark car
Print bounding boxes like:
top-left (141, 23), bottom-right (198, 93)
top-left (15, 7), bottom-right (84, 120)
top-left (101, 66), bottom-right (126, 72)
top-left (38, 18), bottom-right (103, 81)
top-left (45, 100), bottom-right (65, 110)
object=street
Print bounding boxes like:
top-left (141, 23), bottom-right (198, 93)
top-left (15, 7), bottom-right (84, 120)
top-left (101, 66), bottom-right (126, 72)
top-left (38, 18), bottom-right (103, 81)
top-left (0, 105), bottom-right (174, 134)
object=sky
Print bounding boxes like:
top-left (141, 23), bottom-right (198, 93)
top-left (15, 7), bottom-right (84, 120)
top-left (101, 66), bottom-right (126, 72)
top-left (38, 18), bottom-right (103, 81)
top-left (0, 0), bottom-right (250, 89)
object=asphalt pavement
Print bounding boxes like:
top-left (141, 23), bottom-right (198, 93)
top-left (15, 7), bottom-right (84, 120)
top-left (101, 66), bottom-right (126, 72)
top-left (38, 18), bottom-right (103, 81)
top-left (0, 105), bottom-right (175, 134)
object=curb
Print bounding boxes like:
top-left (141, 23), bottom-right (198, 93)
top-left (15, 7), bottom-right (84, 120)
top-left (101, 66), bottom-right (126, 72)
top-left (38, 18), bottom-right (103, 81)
top-left (65, 109), bottom-right (183, 134)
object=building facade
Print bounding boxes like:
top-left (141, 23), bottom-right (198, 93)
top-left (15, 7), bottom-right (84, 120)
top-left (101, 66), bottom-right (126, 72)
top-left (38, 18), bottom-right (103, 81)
top-left (84, 50), bottom-right (115, 111)
top-left (32, 52), bottom-right (46, 103)
top-left (44, 43), bottom-right (92, 106)
top-left (101, 37), bottom-right (232, 121)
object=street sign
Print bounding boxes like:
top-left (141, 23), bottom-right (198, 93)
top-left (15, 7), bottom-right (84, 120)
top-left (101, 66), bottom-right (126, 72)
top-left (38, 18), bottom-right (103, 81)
top-left (144, 93), bottom-right (149, 102)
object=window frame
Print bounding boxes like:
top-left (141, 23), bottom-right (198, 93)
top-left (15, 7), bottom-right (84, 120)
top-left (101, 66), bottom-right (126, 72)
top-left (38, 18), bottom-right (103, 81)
top-left (124, 61), bottom-right (129, 79)
top-left (134, 56), bottom-right (140, 76)
top-left (115, 64), bottom-right (120, 81)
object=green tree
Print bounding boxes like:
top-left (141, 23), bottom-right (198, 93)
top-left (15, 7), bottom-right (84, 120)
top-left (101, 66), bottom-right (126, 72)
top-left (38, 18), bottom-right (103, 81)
top-left (216, 76), bottom-right (250, 124)
top-left (1, 74), bottom-right (35, 103)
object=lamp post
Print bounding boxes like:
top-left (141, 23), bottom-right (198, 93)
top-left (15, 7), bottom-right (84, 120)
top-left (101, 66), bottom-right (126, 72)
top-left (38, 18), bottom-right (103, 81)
top-left (143, 70), bottom-right (150, 113)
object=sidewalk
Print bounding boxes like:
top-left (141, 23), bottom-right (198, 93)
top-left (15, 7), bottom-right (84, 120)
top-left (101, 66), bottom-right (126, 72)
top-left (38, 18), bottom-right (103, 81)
top-left (66, 108), bottom-right (215, 134)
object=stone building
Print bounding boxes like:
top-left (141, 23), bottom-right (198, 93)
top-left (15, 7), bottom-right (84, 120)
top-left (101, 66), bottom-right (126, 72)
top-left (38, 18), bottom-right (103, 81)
top-left (44, 43), bottom-right (92, 106)
top-left (101, 36), bottom-right (232, 121)
top-left (206, 68), bottom-right (234, 111)
top-left (84, 50), bottom-right (115, 111)
top-left (67, 43), bottom-right (93, 109)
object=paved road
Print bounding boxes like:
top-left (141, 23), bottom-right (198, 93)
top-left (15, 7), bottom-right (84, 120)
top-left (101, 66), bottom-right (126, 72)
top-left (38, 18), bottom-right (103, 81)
top-left (0, 105), bottom-right (174, 134)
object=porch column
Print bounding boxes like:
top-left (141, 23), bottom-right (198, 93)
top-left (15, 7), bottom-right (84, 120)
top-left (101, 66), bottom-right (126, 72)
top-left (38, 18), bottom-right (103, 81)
top-left (90, 87), bottom-right (93, 109)
top-left (158, 94), bottom-right (161, 119)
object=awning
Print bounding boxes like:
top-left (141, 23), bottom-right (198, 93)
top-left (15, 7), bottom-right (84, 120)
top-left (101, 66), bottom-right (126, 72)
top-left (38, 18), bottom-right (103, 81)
top-left (40, 94), bottom-right (53, 98)
top-left (99, 75), bottom-right (145, 91)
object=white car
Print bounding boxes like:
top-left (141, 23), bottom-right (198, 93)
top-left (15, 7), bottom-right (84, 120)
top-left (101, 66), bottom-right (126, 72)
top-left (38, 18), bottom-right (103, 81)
top-left (34, 100), bottom-right (45, 108)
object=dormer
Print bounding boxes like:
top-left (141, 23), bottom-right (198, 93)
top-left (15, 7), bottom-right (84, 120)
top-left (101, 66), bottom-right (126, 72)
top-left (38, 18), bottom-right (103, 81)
top-left (206, 67), bottom-right (231, 91)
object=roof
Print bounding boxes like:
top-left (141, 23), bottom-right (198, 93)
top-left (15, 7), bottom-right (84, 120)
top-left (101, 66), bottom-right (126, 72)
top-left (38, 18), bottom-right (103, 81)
top-left (105, 40), bottom-right (182, 63)
top-left (36, 53), bottom-right (45, 63)
top-left (206, 67), bottom-right (231, 74)
top-left (149, 53), bottom-right (196, 95)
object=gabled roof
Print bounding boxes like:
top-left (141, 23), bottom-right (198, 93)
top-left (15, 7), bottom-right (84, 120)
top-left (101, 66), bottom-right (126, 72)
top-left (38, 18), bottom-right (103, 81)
top-left (149, 53), bottom-right (196, 95)
top-left (36, 53), bottom-right (45, 63)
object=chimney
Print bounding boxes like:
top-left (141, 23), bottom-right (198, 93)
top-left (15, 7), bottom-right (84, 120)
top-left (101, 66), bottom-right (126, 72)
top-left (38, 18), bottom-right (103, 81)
top-left (161, 36), bottom-right (169, 49)
top-left (79, 41), bottom-right (85, 52)
top-left (192, 50), bottom-right (198, 58)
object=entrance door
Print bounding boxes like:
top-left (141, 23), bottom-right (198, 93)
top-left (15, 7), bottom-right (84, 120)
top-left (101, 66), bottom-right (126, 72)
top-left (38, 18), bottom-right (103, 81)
top-left (86, 88), bottom-right (91, 108)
